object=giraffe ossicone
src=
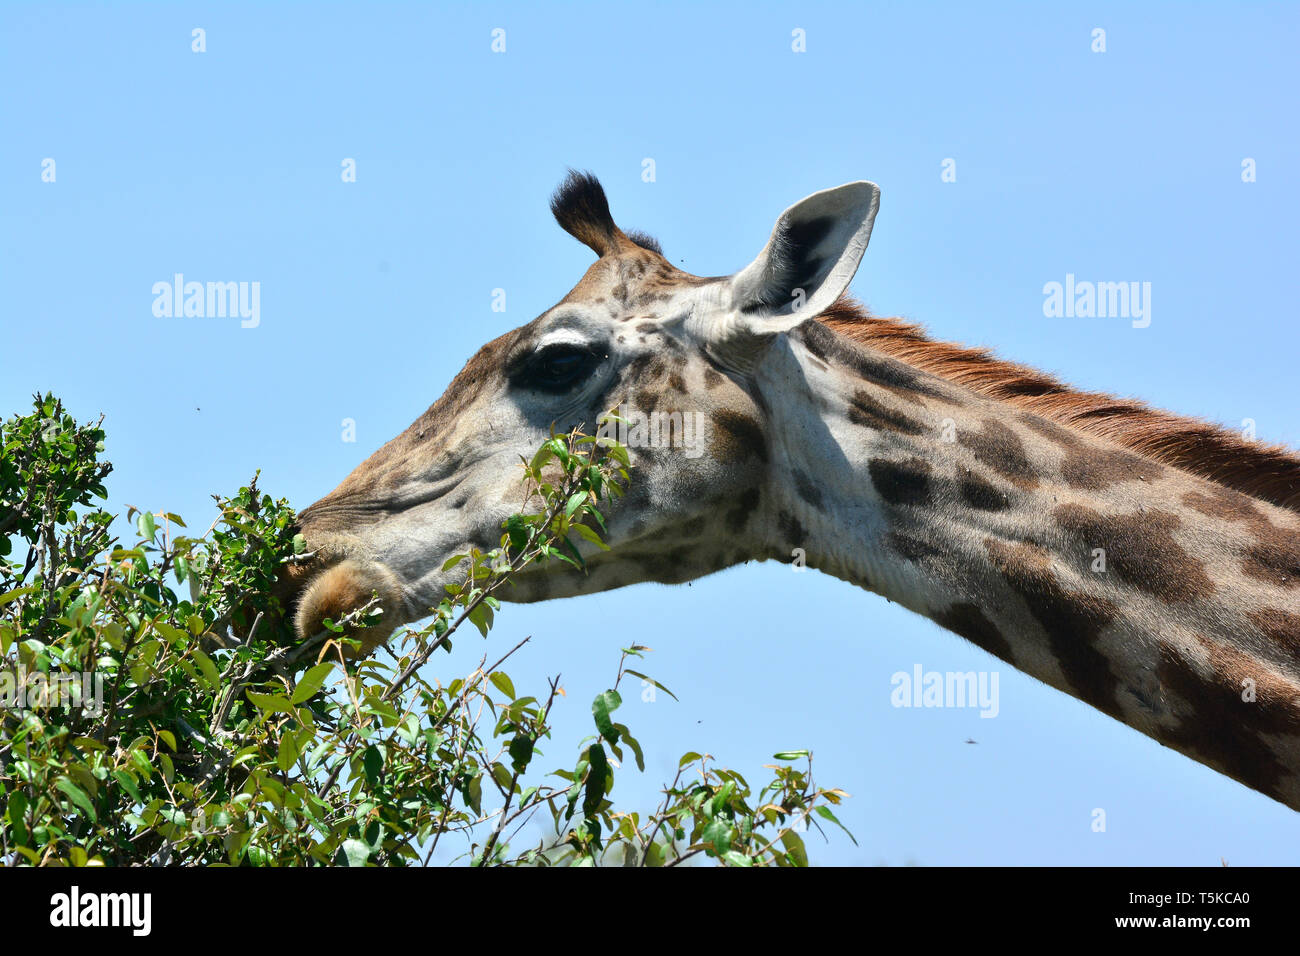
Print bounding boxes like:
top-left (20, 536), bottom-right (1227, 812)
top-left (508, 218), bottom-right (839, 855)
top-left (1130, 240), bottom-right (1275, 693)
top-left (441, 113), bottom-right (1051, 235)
top-left (285, 171), bottom-right (1300, 812)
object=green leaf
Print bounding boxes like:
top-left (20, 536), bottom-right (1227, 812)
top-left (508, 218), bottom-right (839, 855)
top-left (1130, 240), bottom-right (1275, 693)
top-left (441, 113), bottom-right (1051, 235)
top-left (644, 840), bottom-right (665, 867)
top-left (529, 442), bottom-right (555, 473)
top-left (490, 762), bottom-right (514, 791)
top-left (363, 745), bottom-right (383, 784)
top-left (591, 689), bottom-right (622, 744)
top-left (606, 444), bottom-right (630, 468)
top-left (465, 774), bottom-right (483, 816)
top-left (159, 806), bottom-right (186, 827)
top-left (192, 648), bottom-right (221, 692)
top-left (467, 602), bottom-right (494, 637)
top-left (290, 662), bottom-right (334, 704)
top-left (277, 734), bottom-right (300, 773)
top-left (780, 829), bottom-right (809, 867)
top-left (152, 620), bottom-right (187, 645)
top-left (0, 585), bottom-right (38, 609)
top-left (702, 817), bottom-right (733, 854)
top-left (556, 534), bottom-right (586, 570)
top-left (583, 744), bottom-right (609, 819)
top-left (245, 691), bottom-right (294, 714)
top-left (489, 671), bottom-right (516, 700)
top-left (341, 839), bottom-right (370, 867)
top-left (773, 750), bottom-right (810, 761)
top-left (502, 514), bottom-right (529, 552)
top-left (137, 511), bottom-right (156, 541)
top-left (613, 723), bottom-right (645, 772)
top-left (547, 548), bottom-right (581, 570)
top-left (623, 669), bottom-right (678, 701)
top-left (508, 735), bottom-right (534, 773)
top-left (112, 770), bottom-right (142, 805)
top-left (814, 805), bottom-right (859, 845)
top-left (711, 781), bottom-right (735, 815)
top-left (570, 522), bottom-right (610, 551)
top-left (7, 792), bottom-right (29, 844)
top-left (55, 777), bottom-right (97, 823)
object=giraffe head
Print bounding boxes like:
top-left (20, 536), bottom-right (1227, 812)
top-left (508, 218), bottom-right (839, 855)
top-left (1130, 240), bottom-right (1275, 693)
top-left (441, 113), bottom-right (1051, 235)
top-left (286, 171), bottom-right (879, 648)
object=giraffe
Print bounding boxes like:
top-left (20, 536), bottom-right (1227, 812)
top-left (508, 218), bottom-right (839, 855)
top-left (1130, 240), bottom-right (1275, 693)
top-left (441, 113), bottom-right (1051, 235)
top-left (285, 171), bottom-right (1300, 810)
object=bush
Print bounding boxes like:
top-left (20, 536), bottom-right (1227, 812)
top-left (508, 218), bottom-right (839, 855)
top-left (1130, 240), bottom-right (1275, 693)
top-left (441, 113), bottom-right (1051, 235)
top-left (0, 394), bottom-right (852, 866)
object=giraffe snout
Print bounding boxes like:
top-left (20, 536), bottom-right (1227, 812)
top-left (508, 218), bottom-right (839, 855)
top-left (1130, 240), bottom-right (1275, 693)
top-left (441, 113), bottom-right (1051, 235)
top-left (289, 556), bottom-right (406, 656)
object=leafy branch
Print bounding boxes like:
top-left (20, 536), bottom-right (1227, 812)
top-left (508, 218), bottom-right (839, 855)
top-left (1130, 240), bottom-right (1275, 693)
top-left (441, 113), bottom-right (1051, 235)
top-left (0, 398), bottom-right (853, 866)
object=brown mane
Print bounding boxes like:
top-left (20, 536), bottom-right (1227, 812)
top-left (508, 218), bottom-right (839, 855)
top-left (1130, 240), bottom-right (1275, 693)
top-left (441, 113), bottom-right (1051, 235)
top-left (818, 297), bottom-right (1300, 514)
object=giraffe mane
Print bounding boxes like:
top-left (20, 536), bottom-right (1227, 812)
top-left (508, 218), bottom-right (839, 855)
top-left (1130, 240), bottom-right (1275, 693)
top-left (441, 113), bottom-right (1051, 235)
top-left (624, 229), bottom-right (664, 255)
top-left (818, 296), bottom-right (1300, 514)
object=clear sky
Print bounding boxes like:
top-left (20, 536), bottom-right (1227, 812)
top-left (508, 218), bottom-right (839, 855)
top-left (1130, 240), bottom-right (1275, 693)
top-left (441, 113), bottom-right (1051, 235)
top-left (3, 2), bottom-right (1298, 865)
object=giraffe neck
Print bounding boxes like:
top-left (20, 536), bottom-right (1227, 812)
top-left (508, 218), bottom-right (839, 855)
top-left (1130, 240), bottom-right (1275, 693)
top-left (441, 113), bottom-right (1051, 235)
top-left (751, 319), bottom-right (1300, 809)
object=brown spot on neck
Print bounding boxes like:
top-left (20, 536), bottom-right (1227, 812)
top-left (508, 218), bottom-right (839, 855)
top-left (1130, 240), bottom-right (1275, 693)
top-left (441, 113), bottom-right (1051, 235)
top-left (869, 457), bottom-right (933, 507)
top-left (934, 602), bottom-right (1016, 664)
top-left (725, 487), bottom-right (762, 534)
top-left (792, 318), bottom-right (948, 406)
top-left (1183, 486), bottom-right (1270, 529)
top-left (710, 409), bottom-right (768, 464)
top-left (1181, 486), bottom-right (1300, 588)
top-left (847, 389), bottom-right (925, 435)
top-left (984, 537), bottom-right (1123, 718)
top-left (1024, 414), bottom-right (1165, 490)
top-left (1156, 638), bottom-right (1300, 803)
top-left (961, 475), bottom-right (1012, 511)
top-left (958, 420), bottom-right (1038, 490)
top-left (1248, 607), bottom-right (1300, 656)
top-left (1243, 538), bottom-right (1300, 589)
top-left (889, 531), bottom-right (941, 562)
top-left (1052, 504), bottom-right (1213, 603)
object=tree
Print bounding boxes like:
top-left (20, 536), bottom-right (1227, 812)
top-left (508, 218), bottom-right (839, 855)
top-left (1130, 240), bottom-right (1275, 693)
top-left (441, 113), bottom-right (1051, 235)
top-left (0, 395), bottom-right (851, 866)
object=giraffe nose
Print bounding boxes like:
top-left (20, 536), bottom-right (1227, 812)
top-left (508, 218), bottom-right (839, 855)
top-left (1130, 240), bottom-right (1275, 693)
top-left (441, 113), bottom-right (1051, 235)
top-left (273, 513), bottom-right (407, 655)
top-left (290, 556), bottom-right (403, 652)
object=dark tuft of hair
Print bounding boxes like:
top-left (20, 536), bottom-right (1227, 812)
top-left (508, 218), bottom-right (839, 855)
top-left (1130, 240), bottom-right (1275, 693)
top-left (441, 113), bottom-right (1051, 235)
top-left (550, 169), bottom-right (619, 256)
top-left (625, 229), bottom-right (664, 255)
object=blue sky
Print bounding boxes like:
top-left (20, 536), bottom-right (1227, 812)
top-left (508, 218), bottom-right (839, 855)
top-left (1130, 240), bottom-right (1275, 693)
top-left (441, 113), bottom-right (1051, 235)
top-left (3, 1), bottom-right (1298, 864)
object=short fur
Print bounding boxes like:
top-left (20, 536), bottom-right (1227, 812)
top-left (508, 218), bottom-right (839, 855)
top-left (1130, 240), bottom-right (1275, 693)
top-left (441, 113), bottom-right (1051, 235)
top-left (820, 296), bottom-right (1300, 514)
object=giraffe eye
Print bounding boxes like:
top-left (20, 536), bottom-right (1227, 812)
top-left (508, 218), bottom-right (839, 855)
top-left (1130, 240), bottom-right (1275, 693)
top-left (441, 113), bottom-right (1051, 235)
top-left (514, 344), bottom-right (601, 393)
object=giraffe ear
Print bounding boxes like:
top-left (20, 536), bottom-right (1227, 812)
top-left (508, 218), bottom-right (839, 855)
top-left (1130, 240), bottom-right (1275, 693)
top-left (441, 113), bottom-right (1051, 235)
top-left (729, 181), bottom-right (880, 327)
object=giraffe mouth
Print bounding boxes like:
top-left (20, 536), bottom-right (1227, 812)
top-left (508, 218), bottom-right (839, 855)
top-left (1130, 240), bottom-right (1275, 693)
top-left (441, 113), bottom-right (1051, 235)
top-left (275, 534), bottom-right (410, 654)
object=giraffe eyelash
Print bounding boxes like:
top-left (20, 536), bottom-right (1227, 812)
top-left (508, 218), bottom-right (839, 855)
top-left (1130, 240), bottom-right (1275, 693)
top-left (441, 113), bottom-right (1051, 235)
top-left (510, 343), bottom-right (606, 394)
